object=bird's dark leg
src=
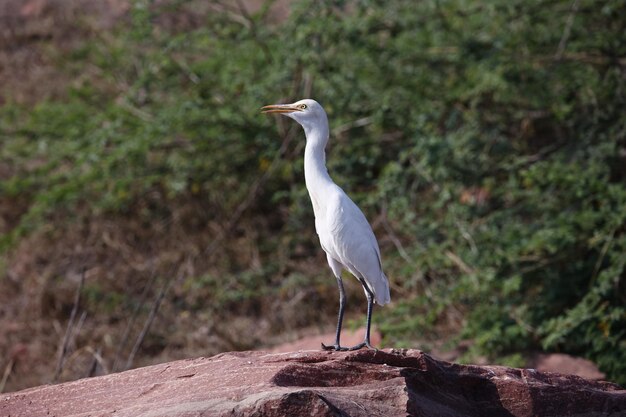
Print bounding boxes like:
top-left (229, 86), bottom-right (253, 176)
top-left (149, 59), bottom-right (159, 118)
top-left (322, 275), bottom-right (348, 351)
top-left (348, 282), bottom-right (377, 351)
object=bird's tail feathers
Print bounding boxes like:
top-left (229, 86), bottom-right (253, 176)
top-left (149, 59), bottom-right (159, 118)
top-left (373, 273), bottom-right (391, 305)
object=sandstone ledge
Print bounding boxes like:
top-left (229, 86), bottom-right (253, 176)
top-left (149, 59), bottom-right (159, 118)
top-left (1, 349), bottom-right (624, 417)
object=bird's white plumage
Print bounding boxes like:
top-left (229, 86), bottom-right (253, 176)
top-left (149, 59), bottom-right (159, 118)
top-left (275, 99), bottom-right (391, 305)
top-left (316, 185), bottom-right (390, 304)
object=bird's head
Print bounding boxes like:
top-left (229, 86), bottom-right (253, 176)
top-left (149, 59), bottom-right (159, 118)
top-left (261, 99), bottom-right (327, 133)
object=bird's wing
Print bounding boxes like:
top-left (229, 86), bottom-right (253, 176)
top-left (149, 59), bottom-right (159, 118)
top-left (323, 187), bottom-right (390, 304)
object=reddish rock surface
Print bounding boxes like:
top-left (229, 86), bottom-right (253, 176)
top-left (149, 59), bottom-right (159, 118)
top-left (529, 352), bottom-right (606, 381)
top-left (1, 349), bottom-right (624, 417)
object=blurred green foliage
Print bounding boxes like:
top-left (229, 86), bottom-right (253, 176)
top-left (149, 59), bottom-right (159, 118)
top-left (1, 0), bottom-right (624, 384)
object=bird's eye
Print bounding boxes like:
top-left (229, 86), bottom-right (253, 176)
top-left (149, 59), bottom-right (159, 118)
top-left (299, 104), bottom-right (308, 110)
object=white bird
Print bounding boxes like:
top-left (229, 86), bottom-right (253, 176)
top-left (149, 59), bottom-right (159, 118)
top-left (262, 99), bottom-right (391, 351)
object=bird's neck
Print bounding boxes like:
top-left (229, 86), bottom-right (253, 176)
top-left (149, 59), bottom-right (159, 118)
top-left (303, 123), bottom-right (334, 207)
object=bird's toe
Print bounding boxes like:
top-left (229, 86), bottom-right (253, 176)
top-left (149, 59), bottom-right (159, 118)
top-left (321, 342), bottom-right (348, 351)
top-left (347, 341), bottom-right (378, 351)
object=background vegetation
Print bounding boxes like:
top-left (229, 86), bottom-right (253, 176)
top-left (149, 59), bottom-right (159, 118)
top-left (1, 0), bottom-right (624, 391)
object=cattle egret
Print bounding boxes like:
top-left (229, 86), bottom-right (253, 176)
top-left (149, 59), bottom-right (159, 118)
top-left (262, 99), bottom-right (391, 351)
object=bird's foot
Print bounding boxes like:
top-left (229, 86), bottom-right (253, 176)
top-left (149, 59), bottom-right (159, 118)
top-left (347, 341), bottom-right (378, 351)
top-left (321, 342), bottom-right (348, 351)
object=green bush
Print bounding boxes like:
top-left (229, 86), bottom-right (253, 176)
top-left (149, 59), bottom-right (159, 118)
top-left (1, 0), bottom-right (624, 384)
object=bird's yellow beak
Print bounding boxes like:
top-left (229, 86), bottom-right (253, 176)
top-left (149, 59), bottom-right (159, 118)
top-left (261, 104), bottom-right (302, 114)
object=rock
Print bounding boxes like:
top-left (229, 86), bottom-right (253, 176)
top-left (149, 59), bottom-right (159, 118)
top-left (529, 353), bottom-right (606, 381)
top-left (1, 349), bottom-right (624, 417)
